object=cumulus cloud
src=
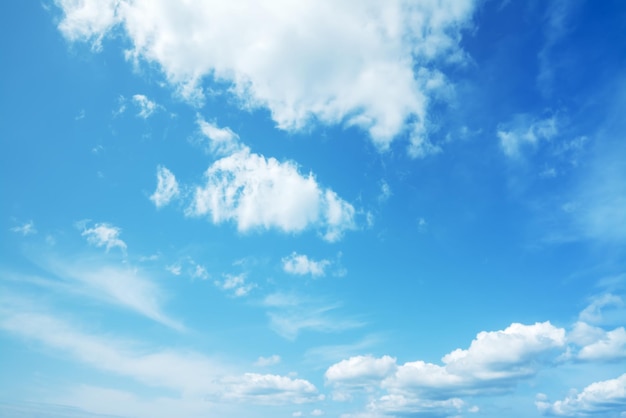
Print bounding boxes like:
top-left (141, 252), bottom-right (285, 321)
top-left (326, 322), bottom-right (566, 416)
top-left (81, 222), bottom-right (127, 252)
top-left (577, 327), bottom-right (626, 361)
top-left (187, 146), bottom-right (355, 241)
top-left (282, 253), bottom-right (331, 277)
top-left (219, 373), bottom-right (321, 405)
top-left (150, 166), bottom-right (180, 208)
top-left (497, 115), bottom-right (558, 158)
top-left (54, 0), bottom-right (478, 154)
top-left (326, 355), bottom-right (397, 386)
top-left (536, 373), bottom-right (626, 416)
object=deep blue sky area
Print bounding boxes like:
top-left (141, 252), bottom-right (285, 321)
top-left (1, 1), bottom-right (625, 417)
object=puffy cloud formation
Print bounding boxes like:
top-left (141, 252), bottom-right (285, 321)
top-left (154, 119), bottom-right (356, 240)
top-left (220, 373), bottom-right (321, 405)
top-left (536, 373), bottom-right (626, 416)
top-left (326, 322), bottom-right (566, 415)
top-left (282, 253), bottom-right (331, 277)
top-left (187, 147), bottom-right (355, 241)
top-left (81, 222), bottom-right (127, 252)
top-left (150, 166), bottom-right (180, 208)
top-left (54, 0), bottom-right (478, 154)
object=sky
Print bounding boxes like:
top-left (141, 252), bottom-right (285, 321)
top-left (1, 1), bottom-right (625, 417)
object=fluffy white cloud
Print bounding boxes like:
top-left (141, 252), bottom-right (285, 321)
top-left (497, 115), bottom-right (558, 158)
top-left (54, 0), bottom-right (478, 154)
top-left (536, 373), bottom-right (626, 416)
top-left (326, 322), bottom-right (566, 416)
top-left (282, 253), bottom-right (330, 277)
top-left (219, 373), bottom-right (321, 405)
top-left (577, 326), bottom-right (626, 362)
top-left (150, 166), bottom-right (180, 208)
top-left (187, 147), bottom-right (355, 241)
top-left (132, 94), bottom-right (159, 118)
top-left (81, 222), bottom-right (127, 252)
top-left (325, 355), bottom-right (397, 384)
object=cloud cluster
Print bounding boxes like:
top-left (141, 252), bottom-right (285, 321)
top-left (536, 373), bottom-right (626, 417)
top-left (153, 119), bottom-right (356, 241)
top-left (55, 0), bottom-right (478, 154)
top-left (282, 253), bottom-right (331, 277)
top-left (326, 322), bottom-right (567, 415)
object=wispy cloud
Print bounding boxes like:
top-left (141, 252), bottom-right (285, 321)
top-left (150, 166), bottom-right (180, 208)
top-left (10, 220), bottom-right (37, 236)
top-left (263, 293), bottom-right (363, 340)
top-left (80, 222), bottom-right (127, 252)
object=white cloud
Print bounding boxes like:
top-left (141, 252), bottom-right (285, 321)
top-left (282, 253), bottom-right (330, 278)
top-left (215, 273), bottom-right (255, 297)
top-left (577, 326), bottom-right (626, 362)
top-left (132, 94), bottom-right (160, 118)
top-left (219, 373), bottom-right (321, 405)
top-left (81, 222), bottom-right (127, 252)
top-left (536, 373), bottom-right (626, 416)
top-left (0, 304), bottom-right (213, 395)
top-left (54, 0), bottom-right (478, 154)
top-left (10, 220), bottom-right (37, 236)
top-left (166, 263), bottom-right (182, 276)
top-left (48, 259), bottom-right (184, 331)
top-left (326, 322), bottom-right (566, 416)
top-left (311, 409), bottom-right (324, 416)
top-left (497, 115), bottom-right (558, 158)
top-left (197, 118), bottom-right (242, 156)
top-left (55, 0), bottom-right (120, 50)
top-left (326, 355), bottom-right (397, 385)
top-left (254, 355), bottom-right (281, 367)
top-left (187, 147), bottom-right (355, 241)
top-left (150, 166), bottom-right (180, 208)
top-left (0, 303), bottom-right (318, 409)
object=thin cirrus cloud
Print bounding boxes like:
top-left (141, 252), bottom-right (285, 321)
top-left (0, 302), bottom-right (320, 406)
top-left (44, 257), bottom-right (185, 332)
top-left (497, 115), bottom-right (558, 158)
top-left (54, 0), bottom-right (477, 155)
top-left (152, 119), bottom-right (356, 241)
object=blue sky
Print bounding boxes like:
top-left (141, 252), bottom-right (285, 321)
top-left (1, 1), bottom-right (625, 417)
